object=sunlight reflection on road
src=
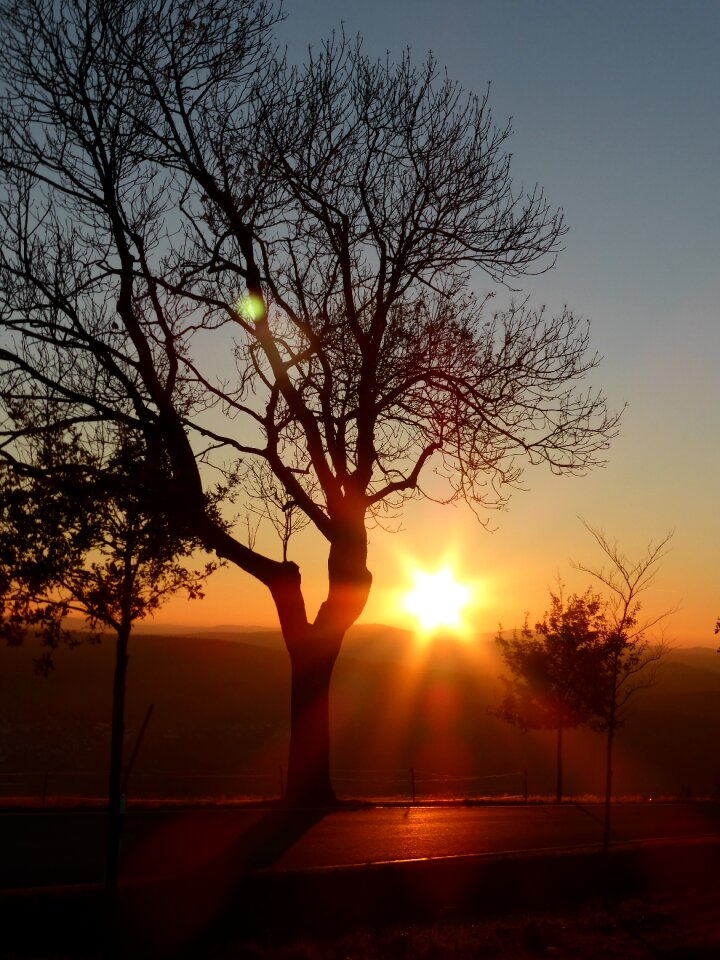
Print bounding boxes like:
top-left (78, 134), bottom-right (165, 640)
top-left (269, 804), bottom-right (720, 871)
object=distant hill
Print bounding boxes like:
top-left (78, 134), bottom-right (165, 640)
top-left (1, 627), bottom-right (718, 801)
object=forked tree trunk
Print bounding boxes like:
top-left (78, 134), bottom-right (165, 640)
top-left (271, 502), bottom-right (371, 808)
top-left (285, 630), bottom-right (344, 807)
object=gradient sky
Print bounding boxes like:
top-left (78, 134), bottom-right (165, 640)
top-left (161, 0), bottom-right (720, 644)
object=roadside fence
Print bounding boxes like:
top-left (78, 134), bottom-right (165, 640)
top-left (0, 766), bottom-right (528, 805)
top-left (333, 767), bottom-right (528, 803)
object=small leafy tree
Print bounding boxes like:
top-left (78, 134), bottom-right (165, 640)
top-left (573, 522), bottom-right (673, 852)
top-left (0, 428), bottom-right (215, 893)
top-left (0, 435), bottom-right (94, 660)
top-left (496, 587), bottom-right (606, 802)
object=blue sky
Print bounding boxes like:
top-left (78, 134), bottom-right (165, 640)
top-left (170, 2), bottom-right (720, 641)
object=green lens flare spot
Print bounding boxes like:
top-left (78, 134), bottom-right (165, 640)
top-left (236, 294), bottom-right (265, 322)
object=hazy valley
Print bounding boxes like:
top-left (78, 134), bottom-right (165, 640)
top-left (2, 625), bottom-right (719, 802)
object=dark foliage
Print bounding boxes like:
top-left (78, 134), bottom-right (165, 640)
top-left (496, 587), bottom-right (606, 800)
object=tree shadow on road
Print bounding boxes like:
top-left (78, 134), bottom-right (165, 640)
top-left (116, 804), bottom-right (329, 958)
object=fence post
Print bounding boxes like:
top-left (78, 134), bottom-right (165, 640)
top-left (121, 704), bottom-right (155, 796)
top-left (411, 767), bottom-right (416, 804)
top-left (523, 768), bottom-right (528, 803)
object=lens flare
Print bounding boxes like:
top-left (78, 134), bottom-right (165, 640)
top-left (235, 293), bottom-right (265, 322)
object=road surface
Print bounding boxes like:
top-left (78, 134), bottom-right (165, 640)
top-left (2, 802), bottom-right (719, 889)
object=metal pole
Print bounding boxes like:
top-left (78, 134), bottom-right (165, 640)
top-left (121, 703), bottom-right (154, 796)
top-left (411, 767), bottom-right (416, 804)
top-left (523, 768), bottom-right (528, 803)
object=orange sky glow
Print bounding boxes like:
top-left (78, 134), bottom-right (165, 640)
top-left (156, 452), bottom-right (715, 647)
top-left (150, 2), bottom-right (720, 651)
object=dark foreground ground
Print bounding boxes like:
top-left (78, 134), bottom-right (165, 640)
top-left (1, 837), bottom-right (718, 959)
top-left (212, 887), bottom-right (720, 960)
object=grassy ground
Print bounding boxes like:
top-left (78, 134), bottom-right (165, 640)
top-left (3, 887), bottom-right (718, 959)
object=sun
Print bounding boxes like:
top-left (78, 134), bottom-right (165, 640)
top-left (403, 566), bottom-right (472, 635)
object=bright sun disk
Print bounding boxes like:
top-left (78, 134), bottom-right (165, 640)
top-left (403, 567), bottom-right (472, 635)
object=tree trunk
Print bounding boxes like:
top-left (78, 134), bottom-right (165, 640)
top-left (602, 725), bottom-right (615, 854)
top-left (285, 631), bottom-right (343, 807)
top-left (602, 651), bottom-right (620, 855)
top-left (555, 724), bottom-right (563, 803)
top-left (272, 498), bottom-right (372, 808)
top-left (106, 622), bottom-right (130, 895)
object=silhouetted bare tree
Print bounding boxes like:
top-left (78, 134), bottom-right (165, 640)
top-left (496, 586), bottom-right (606, 802)
top-left (0, 0), bottom-right (620, 804)
top-left (243, 460), bottom-right (312, 563)
top-left (574, 521), bottom-right (673, 852)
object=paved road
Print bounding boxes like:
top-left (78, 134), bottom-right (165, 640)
top-left (2, 802), bottom-right (719, 889)
top-left (270, 802), bottom-right (720, 870)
